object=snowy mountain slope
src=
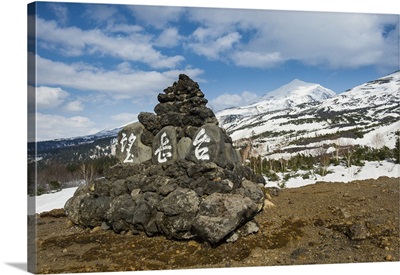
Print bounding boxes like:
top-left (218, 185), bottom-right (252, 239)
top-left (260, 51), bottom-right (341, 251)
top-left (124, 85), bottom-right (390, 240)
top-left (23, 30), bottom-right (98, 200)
top-left (261, 78), bottom-right (336, 102)
top-left (217, 71), bottom-right (400, 158)
top-left (217, 79), bottom-right (336, 118)
top-left (27, 126), bottom-right (122, 163)
top-left (321, 73), bottom-right (400, 112)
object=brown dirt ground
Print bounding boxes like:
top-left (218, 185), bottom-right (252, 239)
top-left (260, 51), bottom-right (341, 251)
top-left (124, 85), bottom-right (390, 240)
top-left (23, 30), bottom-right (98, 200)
top-left (32, 176), bottom-right (399, 274)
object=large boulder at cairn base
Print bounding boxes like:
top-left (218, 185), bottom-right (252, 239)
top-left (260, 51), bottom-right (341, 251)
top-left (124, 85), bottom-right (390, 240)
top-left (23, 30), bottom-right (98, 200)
top-left (64, 74), bottom-right (265, 244)
top-left (193, 193), bottom-right (258, 244)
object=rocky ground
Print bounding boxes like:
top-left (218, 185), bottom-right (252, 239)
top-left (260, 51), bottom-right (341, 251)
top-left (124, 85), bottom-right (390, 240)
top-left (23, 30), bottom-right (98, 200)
top-left (33, 176), bottom-right (399, 274)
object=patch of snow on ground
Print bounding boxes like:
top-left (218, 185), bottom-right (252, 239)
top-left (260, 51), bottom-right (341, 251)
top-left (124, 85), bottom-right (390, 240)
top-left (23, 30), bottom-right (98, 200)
top-left (32, 187), bottom-right (78, 214)
top-left (266, 160), bottom-right (400, 189)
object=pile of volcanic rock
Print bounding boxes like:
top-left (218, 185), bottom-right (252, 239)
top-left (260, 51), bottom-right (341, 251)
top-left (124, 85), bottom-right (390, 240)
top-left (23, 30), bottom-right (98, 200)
top-left (65, 74), bottom-right (266, 244)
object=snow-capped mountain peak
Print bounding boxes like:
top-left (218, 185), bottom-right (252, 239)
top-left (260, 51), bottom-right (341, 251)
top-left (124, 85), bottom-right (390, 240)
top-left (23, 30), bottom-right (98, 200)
top-left (263, 79), bottom-right (336, 101)
top-left (217, 79), bottom-right (336, 118)
top-left (217, 71), bottom-right (399, 160)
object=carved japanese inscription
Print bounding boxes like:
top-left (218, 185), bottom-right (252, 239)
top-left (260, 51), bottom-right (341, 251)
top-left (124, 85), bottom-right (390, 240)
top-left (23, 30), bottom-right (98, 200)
top-left (116, 122), bottom-right (152, 165)
top-left (120, 132), bottom-right (137, 163)
top-left (193, 128), bottom-right (211, 160)
top-left (152, 126), bottom-right (178, 164)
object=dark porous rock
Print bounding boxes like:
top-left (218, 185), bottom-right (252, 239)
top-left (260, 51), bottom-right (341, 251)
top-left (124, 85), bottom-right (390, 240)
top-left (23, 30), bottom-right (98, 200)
top-left (224, 143), bottom-right (242, 169)
top-left (135, 208), bottom-right (159, 236)
top-left (157, 188), bottom-right (200, 239)
top-left (110, 179), bottom-right (127, 197)
top-left (184, 126), bottom-right (199, 139)
top-left (157, 92), bottom-right (175, 103)
top-left (189, 106), bottom-right (216, 121)
top-left (182, 115), bottom-right (204, 127)
top-left (138, 112), bottom-right (161, 134)
top-left (187, 96), bottom-right (208, 106)
top-left (239, 220), bottom-right (260, 236)
top-left (203, 179), bottom-right (235, 195)
top-left (234, 165), bottom-right (266, 185)
top-left (235, 180), bottom-right (265, 212)
top-left (65, 74), bottom-right (265, 244)
top-left (106, 194), bottom-right (136, 233)
top-left (154, 102), bottom-right (179, 116)
top-left (157, 183), bottom-right (178, 196)
top-left (159, 112), bottom-right (183, 127)
top-left (193, 193), bottom-right (258, 244)
top-left (125, 174), bottom-right (146, 193)
top-left (78, 196), bottom-right (111, 228)
top-left (64, 185), bottom-right (90, 225)
top-left (159, 187), bottom-right (200, 216)
top-left (349, 222), bottom-right (370, 240)
top-left (89, 178), bottom-right (111, 197)
top-left (141, 175), bottom-right (170, 193)
top-left (140, 129), bottom-right (155, 147)
top-left (187, 162), bottom-right (219, 178)
top-left (105, 162), bottom-right (148, 181)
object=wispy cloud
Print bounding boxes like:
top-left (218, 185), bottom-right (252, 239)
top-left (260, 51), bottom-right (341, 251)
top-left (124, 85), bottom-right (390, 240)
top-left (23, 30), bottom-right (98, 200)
top-left (111, 112), bottom-right (138, 125)
top-left (47, 3), bottom-right (69, 25)
top-left (33, 53), bottom-right (203, 99)
top-left (232, 51), bottom-right (283, 68)
top-left (155, 27), bottom-right (184, 48)
top-left (208, 91), bottom-right (259, 111)
top-left (64, 100), bottom-right (84, 112)
top-left (187, 30), bottom-right (241, 60)
top-left (83, 4), bottom-right (120, 24)
top-left (126, 5), bottom-right (186, 29)
top-left (186, 9), bottom-right (399, 70)
top-left (34, 113), bottom-right (99, 141)
top-left (36, 86), bottom-right (69, 110)
top-left (35, 17), bottom-right (184, 69)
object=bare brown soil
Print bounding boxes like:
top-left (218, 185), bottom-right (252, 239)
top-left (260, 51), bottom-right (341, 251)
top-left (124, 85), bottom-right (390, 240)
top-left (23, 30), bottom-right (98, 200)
top-left (33, 177), bottom-right (399, 273)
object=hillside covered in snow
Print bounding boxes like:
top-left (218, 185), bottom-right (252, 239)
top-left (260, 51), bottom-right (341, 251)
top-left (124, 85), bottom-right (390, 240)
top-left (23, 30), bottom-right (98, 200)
top-left (217, 71), bottom-right (400, 158)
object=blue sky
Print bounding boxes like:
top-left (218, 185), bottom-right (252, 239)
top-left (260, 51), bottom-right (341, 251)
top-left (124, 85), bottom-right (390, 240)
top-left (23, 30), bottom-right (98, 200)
top-left (28, 1), bottom-right (399, 141)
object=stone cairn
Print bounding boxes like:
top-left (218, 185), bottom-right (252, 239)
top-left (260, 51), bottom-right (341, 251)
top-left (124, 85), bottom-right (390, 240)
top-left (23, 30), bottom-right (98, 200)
top-left (65, 74), bottom-right (266, 244)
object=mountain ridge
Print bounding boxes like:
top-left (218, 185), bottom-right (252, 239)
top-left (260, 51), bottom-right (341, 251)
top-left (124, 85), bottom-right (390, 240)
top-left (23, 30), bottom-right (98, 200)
top-left (217, 70), bottom-right (400, 159)
top-left (28, 71), bottom-right (400, 163)
top-left (217, 78), bottom-right (336, 118)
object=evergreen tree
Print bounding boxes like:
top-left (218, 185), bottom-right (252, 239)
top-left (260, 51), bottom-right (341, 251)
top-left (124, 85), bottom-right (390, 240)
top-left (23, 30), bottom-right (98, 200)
top-left (395, 131), bottom-right (400, 164)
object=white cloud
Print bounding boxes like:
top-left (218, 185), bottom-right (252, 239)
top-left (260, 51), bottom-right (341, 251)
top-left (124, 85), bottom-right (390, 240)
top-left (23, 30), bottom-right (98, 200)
top-left (35, 17), bottom-right (184, 69)
top-left (34, 53), bottom-right (203, 99)
top-left (64, 100), bottom-right (84, 112)
top-left (35, 113), bottom-right (99, 141)
top-left (84, 4), bottom-right (120, 24)
top-left (187, 30), bottom-right (241, 60)
top-left (127, 6), bottom-right (186, 29)
top-left (187, 9), bottom-right (399, 69)
top-left (36, 86), bottom-right (69, 110)
top-left (233, 51), bottom-right (283, 68)
top-left (209, 91), bottom-right (259, 111)
top-left (155, 28), bottom-right (183, 47)
top-left (111, 112), bottom-right (138, 125)
top-left (47, 3), bottom-right (69, 25)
